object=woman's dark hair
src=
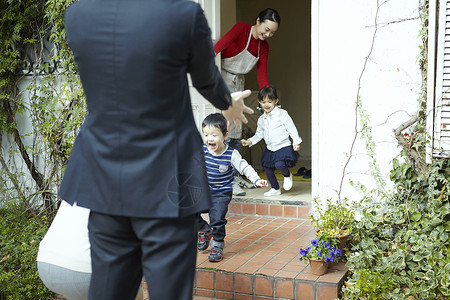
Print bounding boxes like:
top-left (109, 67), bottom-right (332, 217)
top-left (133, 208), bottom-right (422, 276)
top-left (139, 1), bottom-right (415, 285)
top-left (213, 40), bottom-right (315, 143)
top-left (202, 113), bottom-right (227, 136)
top-left (256, 8), bottom-right (281, 26)
top-left (258, 85), bottom-right (278, 101)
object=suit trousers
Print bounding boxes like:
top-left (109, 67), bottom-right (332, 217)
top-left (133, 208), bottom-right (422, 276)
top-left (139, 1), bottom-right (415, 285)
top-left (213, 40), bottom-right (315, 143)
top-left (88, 211), bottom-right (198, 300)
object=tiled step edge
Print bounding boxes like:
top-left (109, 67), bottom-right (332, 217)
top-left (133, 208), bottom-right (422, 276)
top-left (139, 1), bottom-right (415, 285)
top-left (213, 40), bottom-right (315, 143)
top-left (194, 263), bottom-right (348, 300)
top-left (229, 198), bottom-right (311, 219)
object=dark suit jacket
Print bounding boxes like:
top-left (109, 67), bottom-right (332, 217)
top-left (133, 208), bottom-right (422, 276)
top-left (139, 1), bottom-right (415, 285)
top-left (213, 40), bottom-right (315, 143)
top-left (60, 0), bottom-right (231, 218)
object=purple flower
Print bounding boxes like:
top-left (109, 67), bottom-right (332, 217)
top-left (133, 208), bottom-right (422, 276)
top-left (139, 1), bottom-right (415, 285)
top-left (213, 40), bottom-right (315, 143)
top-left (299, 248), bottom-right (308, 256)
top-left (325, 256), bottom-right (334, 264)
top-left (317, 250), bottom-right (322, 257)
top-left (311, 239), bottom-right (319, 246)
top-left (328, 249), bottom-right (335, 257)
top-left (335, 249), bottom-right (342, 257)
top-left (322, 241), bottom-right (331, 249)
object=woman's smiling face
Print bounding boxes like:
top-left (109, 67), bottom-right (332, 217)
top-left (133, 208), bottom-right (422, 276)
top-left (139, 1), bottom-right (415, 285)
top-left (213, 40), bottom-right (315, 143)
top-left (254, 19), bottom-right (279, 41)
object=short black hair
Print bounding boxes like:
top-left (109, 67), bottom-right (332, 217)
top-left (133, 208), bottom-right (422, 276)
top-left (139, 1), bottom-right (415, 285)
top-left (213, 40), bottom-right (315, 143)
top-left (256, 8), bottom-right (281, 26)
top-left (258, 85), bottom-right (278, 101)
top-left (202, 113), bottom-right (227, 136)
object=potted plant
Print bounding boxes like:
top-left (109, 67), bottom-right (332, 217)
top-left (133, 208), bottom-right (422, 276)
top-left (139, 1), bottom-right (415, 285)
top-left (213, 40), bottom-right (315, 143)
top-left (310, 197), bottom-right (355, 250)
top-left (299, 232), bottom-right (343, 275)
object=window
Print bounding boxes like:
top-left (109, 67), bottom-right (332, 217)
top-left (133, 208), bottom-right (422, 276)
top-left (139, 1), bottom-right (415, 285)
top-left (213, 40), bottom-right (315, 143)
top-left (428, 0), bottom-right (450, 159)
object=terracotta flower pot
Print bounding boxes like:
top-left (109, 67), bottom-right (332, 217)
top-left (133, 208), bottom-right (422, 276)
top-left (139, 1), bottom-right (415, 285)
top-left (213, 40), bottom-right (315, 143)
top-left (338, 233), bottom-right (350, 250)
top-left (308, 258), bottom-right (328, 275)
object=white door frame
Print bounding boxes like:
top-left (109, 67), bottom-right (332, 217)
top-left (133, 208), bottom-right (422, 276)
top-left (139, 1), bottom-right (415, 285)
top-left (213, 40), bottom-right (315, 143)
top-left (189, 0), bottom-right (221, 132)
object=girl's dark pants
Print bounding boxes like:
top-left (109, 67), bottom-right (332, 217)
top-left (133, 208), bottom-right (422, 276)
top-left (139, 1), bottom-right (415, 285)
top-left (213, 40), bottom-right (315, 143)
top-left (265, 161), bottom-right (290, 190)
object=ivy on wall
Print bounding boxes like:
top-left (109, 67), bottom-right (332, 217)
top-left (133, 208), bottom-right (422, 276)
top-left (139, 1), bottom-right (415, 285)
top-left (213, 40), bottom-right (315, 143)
top-left (0, 0), bottom-right (84, 298)
top-left (342, 0), bottom-right (450, 299)
top-left (0, 0), bottom-right (83, 212)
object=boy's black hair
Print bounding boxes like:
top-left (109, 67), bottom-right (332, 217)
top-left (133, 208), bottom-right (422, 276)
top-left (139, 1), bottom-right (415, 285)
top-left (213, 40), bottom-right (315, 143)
top-left (258, 85), bottom-right (278, 101)
top-left (202, 113), bottom-right (228, 136)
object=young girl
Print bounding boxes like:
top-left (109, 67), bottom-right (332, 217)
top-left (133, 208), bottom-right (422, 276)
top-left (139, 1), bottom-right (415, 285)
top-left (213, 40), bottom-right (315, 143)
top-left (241, 85), bottom-right (302, 196)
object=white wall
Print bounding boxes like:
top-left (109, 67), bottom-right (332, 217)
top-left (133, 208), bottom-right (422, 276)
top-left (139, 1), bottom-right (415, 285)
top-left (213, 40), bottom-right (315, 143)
top-left (1, 75), bottom-right (68, 204)
top-left (312, 0), bottom-right (422, 202)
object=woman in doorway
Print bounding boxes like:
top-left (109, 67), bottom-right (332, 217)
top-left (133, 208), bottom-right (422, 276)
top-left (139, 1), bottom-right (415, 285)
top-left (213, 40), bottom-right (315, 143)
top-left (214, 7), bottom-right (281, 196)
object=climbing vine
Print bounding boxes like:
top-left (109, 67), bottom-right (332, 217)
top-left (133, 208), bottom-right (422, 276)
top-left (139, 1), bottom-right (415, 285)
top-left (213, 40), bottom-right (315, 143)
top-left (0, 0), bottom-right (83, 213)
top-left (343, 1), bottom-right (450, 299)
top-left (0, 0), bottom-right (84, 298)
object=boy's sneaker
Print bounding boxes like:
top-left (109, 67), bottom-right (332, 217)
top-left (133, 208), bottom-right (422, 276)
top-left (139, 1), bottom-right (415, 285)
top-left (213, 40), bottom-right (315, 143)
top-left (197, 231), bottom-right (212, 251)
top-left (283, 173), bottom-right (293, 191)
top-left (208, 246), bottom-right (224, 262)
top-left (232, 182), bottom-right (246, 196)
top-left (235, 176), bottom-right (255, 189)
top-left (264, 188), bottom-right (281, 196)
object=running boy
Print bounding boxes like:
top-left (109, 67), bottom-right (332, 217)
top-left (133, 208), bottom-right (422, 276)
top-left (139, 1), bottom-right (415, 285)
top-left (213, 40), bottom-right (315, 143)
top-left (198, 113), bottom-right (268, 262)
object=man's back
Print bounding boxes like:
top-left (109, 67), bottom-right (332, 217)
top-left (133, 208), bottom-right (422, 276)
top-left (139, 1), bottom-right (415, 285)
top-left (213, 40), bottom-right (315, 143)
top-left (60, 0), bottom-right (230, 217)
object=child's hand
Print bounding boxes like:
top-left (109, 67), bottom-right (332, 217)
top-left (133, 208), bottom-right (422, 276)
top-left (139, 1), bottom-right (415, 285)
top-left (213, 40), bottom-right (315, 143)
top-left (255, 179), bottom-right (268, 187)
top-left (293, 144), bottom-right (301, 151)
top-left (241, 139), bottom-right (252, 147)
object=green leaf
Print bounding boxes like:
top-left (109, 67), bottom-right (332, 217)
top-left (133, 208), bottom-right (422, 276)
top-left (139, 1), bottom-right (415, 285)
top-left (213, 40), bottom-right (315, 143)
top-left (440, 232), bottom-right (449, 242)
top-left (416, 272), bottom-right (425, 279)
top-left (434, 251), bottom-right (445, 259)
top-left (441, 276), bottom-right (450, 289)
top-left (412, 254), bottom-right (423, 262)
top-left (411, 244), bottom-right (420, 252)
top-left (430, 230), bottom-right (440, 241)
top-left (444, 221), bottom-right (450, 232)
top-left (409, 235), bottom-right (417, 244)
top-left (426, 269), bottom-right (436, 279)
top-left (422, 264), bottom-right (432, 271)
top-left (411, 212), bottom-right (421, 222)
top-left (430, 217), bottom-right (443, 226)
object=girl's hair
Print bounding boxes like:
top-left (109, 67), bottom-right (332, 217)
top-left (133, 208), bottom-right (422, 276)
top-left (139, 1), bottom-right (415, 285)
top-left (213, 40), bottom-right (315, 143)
top-left (256, 8), bottom-right (281, 26)
top-left (202, 113), bottom-right (227, 136)
top-left (258, 85), bottom-right (278, 101)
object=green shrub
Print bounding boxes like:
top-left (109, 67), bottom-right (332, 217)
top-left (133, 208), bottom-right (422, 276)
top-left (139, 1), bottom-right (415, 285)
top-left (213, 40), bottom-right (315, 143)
top-left (343, 158), bottom-right (450, 299)
top-left (310, 197), bottom-right (355, 236)
top-left (0, 203), bottom-right (54, 300)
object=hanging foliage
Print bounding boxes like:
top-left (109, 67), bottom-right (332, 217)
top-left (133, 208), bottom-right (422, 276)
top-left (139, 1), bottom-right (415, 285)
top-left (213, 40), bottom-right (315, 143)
top-left (0, 0), bottom-right (84, 298)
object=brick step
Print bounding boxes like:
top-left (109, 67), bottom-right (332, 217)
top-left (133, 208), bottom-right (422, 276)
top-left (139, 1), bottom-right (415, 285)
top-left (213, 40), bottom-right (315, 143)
top-left (229, 197), bottom-right (312, 219)
top-left (194, 215), bottom-right (348, 300)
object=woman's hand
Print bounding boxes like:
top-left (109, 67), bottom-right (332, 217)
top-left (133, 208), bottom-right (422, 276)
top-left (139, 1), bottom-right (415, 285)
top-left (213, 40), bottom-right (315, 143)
top-left (293, 144), bottom-right (301, 151)
top-left (241, 139), bottom-right (252, 147)
top-left (222, 90), bottom-right (254, 131)
top-left (255, 179), bottom-right (268, 187)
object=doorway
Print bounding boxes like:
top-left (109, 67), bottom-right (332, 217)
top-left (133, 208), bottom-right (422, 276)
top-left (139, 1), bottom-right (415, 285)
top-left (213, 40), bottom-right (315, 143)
top-left (220, 1), bottom-right (312, 174)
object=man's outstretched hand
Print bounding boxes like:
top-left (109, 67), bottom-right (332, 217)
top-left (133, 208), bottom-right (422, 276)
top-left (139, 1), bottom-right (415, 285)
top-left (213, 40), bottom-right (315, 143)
top-left (222, 90), bottom-right (254, 131)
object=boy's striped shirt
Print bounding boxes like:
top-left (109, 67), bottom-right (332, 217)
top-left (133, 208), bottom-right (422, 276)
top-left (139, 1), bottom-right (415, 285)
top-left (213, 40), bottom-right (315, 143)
top-left (203, 144), bottom-right (234, 194)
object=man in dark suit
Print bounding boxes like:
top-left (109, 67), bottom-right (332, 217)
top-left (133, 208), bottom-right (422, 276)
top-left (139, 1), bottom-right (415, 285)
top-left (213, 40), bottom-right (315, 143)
top-left (60, 0), bottom-right (253, 299)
